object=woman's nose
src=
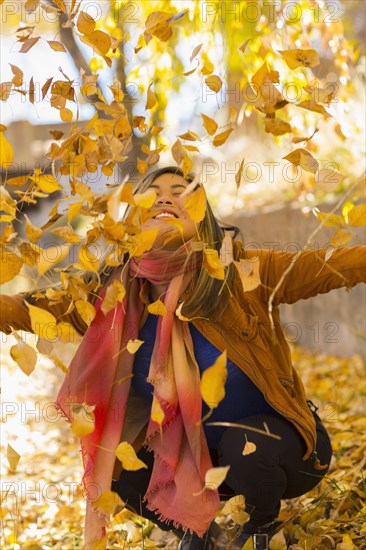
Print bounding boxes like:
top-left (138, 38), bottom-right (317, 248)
top-left (156, 194), bottom-right (174, 205)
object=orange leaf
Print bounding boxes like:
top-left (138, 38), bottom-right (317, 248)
top-left (201, 114), bottom-right (218, 136)
top-left (213, 128), bottom-right (233, 147)
top-left (47, 40), bottom-right (66, 52)
top-left (77, 11), bottom-right (96, 34)
top-left (205, 75), bottom-right (222, 93)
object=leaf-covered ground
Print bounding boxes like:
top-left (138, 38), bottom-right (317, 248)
top-left (1, 335), bottom-right (365, 549)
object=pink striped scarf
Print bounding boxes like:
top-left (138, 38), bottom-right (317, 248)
top-left (55, 242), bottom-right (220, 547)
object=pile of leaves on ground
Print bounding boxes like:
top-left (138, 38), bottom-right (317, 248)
top-left (1, 336), bottom-right (365, 549)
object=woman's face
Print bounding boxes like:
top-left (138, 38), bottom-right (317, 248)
top-left (141, 173), bottom-right (198, 250)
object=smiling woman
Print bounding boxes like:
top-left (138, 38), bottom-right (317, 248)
top-left (1, 166), bottom-right (365, 550)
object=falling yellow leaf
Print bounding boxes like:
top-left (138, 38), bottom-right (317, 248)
top-left (205, 75), bottom-right (222, 92)
top-left (77, 245), bottom-right (100, 273)
top-left (203, 248), bottom-right (225, 280)
top-left (278, 49), bottom-right (320, 70)
top-left (201, 350), bottom-right (227, 410)
top-left (56, 322), bottom-right (79, 343)
top-left (126, 339), bottom-right (144, 354)
top-left (7, 444), bottom-right (20, 472)
top-left (115, 442), bottom-right (148, 471)
top-left (175, 302), bottom-right (190, 321)
top-left (151, 395), bottom-right (165, 426)
top-left (264, 118), bottom-right (292, 136)
top-left (347, 203), bottom-right (366, 226)
top-left (184, 186), bottom-right (206, 223)
top-left (330, 229), bottom-right (354, 248)
top-left (178, 130), bottom-right (201, 141)
top-left (145, 83), bottom-right (157, 110)
top-left (234, 257), bottom-right (261, 292)
top-left (268, 529), bottom-right (287, 549)
top-left (126, 228), bottom-right (159, 257)
top-left (181, 154), bottom-right (192, 179)
top-left (47, 40), bottom-right (66, 52)
top-left (148, 299), bottom-right (167, 316)
top-left (213, 128), bottom-right (233, 147)
top-left (37, 244), bottom-right (70, 276)
top-left (10, 341), bottom-right (37, 376)
top-left (93, 490), bottom-right (123, 516)
top-left (0, 251), bottom-right (22, 284)
top-left (70, 402), bottom-right (95, 438)
top-left (312, 209), bottom-right (345, 228)
top-left (75, 300), bottom-right (96, 326)
top-left (101, 280), bottom-right (126, 315)
top-left (25, 302), bottom-right (58, 340)
top-left (242, 435), bottom-right (257, 456)
top-left (30, 170), bottom-right (62, 193)
top-left (0, 133), bottom-right (14, 167)
top-left (50, 225), bottom-right (81, 243)
top-left (77, 10), bottom-right (96, 34)
top-left (134, 188), bottom-right (157, 209)
top-left (283, 148), bottom-right (319, 174)
top-left (25, 214), bottom-right (43, 243)
top-left (204, 465), bottom-right (230, 491)
top-left (201, 113), bottom-right (218, 136)
top-left (60, 107), bottom-right (73, 122)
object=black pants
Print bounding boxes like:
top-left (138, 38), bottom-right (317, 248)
top-left (111, 408), bottom-right (332, 536)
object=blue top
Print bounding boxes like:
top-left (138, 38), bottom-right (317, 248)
top-left (132, 311), bottom-right (279, 448)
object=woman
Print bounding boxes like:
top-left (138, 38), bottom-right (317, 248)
top-left (1, 166), bottom-right (365, 550)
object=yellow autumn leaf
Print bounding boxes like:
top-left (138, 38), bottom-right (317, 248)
top-left (184, 186), bottom-right (206, 223)
top-left (56, 322), bottom-right (79, 344)
top-left (25, 302), bottom-right (58, 340)
top-left (126, 228), bottom-right (159, 257)
top-left (87, 536), bottom-right (108, 550)
top-left (0, 133), bottom-right (14, 167)
top-left (201, 113), bottom-right (218, 136)
top-left (93, 490), bottom-right (123, 516)
top-left (134, 188), bottom-right (157, 209)
top-left (115, 441), bottom-right (148, 471)
top-left (7, 444), bottom-right (20, 472)
top-left (70, 403), bottom-right (95, 438)
top-left (77, 11), bottom-right (96, 34)
top-left (50, 225), bottom-right (81, 243)
top-left (175, 302), bottom-right (190, 321)
top-left (137, 157), bottom-right (149, 175)
top-left (181, 154), bottom-right (192, 179)
top-left (204, 465), bottom-right (230, 491)
top-left (221, 495), bottom-right (249, 525)
top-left (312, 209), bottom-right (345, 228)
top-left (330, 229), bottom-right (354, 248)
top-left (25, 214), bottom-right (43, 243)
top-left (278, 48), bottom-right (320, 69)
top-left (67, 202), bottom-right (83, 223)
top-left (268, 529), bottom-right (287, 550)
top-left (101, 280), bottom-right (126, 316)
top-left (242, 435), bottom-right (257, 456)
top-left (283, 148), bottom-right (319, 174)
top-left (30, 170), bottom-right (62, 193)
top-left (213, 128), bottom-right (233, 147)
top-left (0, 251), bottom-right (22, 284)
top-left (264, 118), bottom-right (292, 136)
top-left (201, 350), bottom-right (227, 410)
top-left (347, 203), bottom-right (366, 226)
top-left (205, 75), bottom-right (222, 92)
top-left (234, 257), bottom-right (261, 292)
top-left (151, 395), bottom-right (165, 426)
top-left (145, 83), bottom-right (157, 110)
top-left (148, 299), bottom-right (167, 316)
top-left (75, 300), bottom-right (96, 326)
top-left (126, 339), bottom-right (144, 354)
top-left (77, 245), bottom-right (100, 273)
top-left (10, 341), bottom-right (37, 376)
top-left (60, 107), bottom-right (73, 122)
top-left (177, 130), bottom-right (201, 141)
top-left (203, 248), bottom-right (225, 280)
top-left (37, 244), bottom-right (70, 276)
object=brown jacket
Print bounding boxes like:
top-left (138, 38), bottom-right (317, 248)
top-left (1, 242), bottom-right (365, 463)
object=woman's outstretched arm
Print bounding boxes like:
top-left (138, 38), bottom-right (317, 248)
top-left (0, 291), bottom-right (89, 336)
top-left (241, 244), bottom-right (366, 305)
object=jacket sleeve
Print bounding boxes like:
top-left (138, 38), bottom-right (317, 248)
top-left (243, 245), bottom-right (366, 305)
top-left (0, 292), bottom-right (88, 336)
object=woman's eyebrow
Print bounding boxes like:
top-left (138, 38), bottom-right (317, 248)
top-left (149, 183), bottom-right (187, 190)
